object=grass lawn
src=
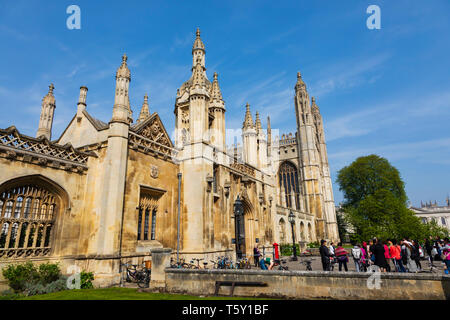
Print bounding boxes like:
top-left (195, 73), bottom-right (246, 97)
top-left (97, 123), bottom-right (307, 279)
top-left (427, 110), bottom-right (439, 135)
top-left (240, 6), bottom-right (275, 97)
top-left (11, 287), bottom-right (270, 300)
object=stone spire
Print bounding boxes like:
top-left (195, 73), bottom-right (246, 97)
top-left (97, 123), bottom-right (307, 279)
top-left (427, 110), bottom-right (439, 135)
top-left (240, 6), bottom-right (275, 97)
top-left (192, 28), bottom-right (205, 53)
top-left (295, 71), bottom-right (306, 91)
top-left (267, 116), bottom-right (272, 157)
top-left (137, 93), bottom-right (150, 123)
top-left (192, 28), bottom-right (206, 70)
top-left (243, 103), bottom-right (254, 129)
top-left (255, 111), bottom-right (262, 133)
top-left (311, 96), bottom-right (320, 113)
top-left (192, 57), bottom-right (206, 87)
top-left (36, 83), bottom-right (56, 140)
top-left (211, 72), bottom-right (223, 102)
top-left (112, 54), bottom-right (132, 124)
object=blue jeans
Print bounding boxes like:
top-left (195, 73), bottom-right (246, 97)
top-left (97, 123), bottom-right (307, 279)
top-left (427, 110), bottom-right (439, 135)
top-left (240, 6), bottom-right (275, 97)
top-left (395, 259), bottom-right (406, 272)
top-left (353, 259), bottom-right (361, 272)
top-left (444, 259), bottom-right (450, 271)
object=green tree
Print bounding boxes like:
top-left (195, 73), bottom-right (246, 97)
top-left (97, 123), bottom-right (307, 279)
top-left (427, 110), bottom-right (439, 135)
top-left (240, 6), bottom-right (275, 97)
top-left (337, 155), bottom-right (407, 208)
top-left (337, 155), bottom-right (448, 242)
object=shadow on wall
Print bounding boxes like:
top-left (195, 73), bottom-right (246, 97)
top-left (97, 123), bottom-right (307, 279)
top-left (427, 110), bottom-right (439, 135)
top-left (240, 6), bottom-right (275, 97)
top-left (444, 280), bottom-right (450, 300)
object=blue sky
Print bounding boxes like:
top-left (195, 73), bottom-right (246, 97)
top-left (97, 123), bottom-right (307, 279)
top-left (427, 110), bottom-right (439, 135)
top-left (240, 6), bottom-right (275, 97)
top-left (0, 0), bottom-right (449, 207)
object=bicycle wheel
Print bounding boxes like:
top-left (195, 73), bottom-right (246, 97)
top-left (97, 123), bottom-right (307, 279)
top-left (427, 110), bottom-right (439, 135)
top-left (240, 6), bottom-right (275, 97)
top-left (138, 273), bottom-right (150, 288)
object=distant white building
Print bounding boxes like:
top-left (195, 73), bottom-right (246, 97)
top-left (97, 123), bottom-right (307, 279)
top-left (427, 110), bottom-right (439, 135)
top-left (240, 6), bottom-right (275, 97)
top-left (411, 198), bottom-right (450, 232)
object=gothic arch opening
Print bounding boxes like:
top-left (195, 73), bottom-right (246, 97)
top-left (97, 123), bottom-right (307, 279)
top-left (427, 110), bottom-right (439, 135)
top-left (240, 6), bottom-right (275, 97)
top-left (279, 218), bottom-right (286, 243)
top-left (307, 223), bottom-right (313, 242)
top-left (300, 221), bottom-right (305, 241)
top-left (278, 161), bottom-right (300, 210)
top-left (0, 175), bottom-right (69, 259)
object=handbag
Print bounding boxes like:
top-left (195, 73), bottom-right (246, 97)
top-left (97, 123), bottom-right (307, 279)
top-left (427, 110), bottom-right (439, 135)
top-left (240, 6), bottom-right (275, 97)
top-left (370, 254), bottom-right (376, 262)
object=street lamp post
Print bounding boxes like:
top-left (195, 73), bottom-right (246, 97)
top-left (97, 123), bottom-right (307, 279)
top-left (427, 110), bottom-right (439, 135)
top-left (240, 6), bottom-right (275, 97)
top-left (234, 196), bottom-right (244, 260)
top-left (288, 211), bottom-right (297, 261)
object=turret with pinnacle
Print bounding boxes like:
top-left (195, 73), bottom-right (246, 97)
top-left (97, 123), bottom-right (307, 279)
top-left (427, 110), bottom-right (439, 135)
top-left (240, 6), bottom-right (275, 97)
top-left (36, 84), bottom-right (56, 140)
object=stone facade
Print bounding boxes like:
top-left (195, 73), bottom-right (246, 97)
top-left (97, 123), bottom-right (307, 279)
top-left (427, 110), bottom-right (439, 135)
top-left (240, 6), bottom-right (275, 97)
top-left (411, 199), bottom-right (450, 232)
top-left (0, 29), bottom-right (339, 286)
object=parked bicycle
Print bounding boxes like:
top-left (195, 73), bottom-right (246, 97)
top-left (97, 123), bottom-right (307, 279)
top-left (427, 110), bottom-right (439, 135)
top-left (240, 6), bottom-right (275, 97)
top-left (301, 257), bottom-right (314, 271)
top-left (122, 262), bottom-right (151, 288)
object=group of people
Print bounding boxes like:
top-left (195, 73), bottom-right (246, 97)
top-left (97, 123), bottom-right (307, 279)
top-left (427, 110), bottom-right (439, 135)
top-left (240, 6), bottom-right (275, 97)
top-left (319, 236), bottom-right (450, 274)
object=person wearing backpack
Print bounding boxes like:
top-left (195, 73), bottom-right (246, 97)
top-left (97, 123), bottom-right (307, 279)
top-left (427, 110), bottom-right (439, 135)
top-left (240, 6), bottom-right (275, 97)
top-left (403, 239), bottom-right (417, 273)
top-left (351, 243), bottom-right (363, 272)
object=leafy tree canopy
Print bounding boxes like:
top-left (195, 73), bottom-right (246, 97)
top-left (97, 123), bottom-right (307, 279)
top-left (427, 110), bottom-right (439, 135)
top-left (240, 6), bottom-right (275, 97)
top-left (337, 154), bottom-right (407, 208)
top-left (336, 155), bottom-right (448, 242)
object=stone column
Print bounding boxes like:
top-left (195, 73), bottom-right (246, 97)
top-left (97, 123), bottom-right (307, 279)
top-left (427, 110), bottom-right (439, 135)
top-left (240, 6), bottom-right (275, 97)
top-left (150, 248), bottom-right (172, 291)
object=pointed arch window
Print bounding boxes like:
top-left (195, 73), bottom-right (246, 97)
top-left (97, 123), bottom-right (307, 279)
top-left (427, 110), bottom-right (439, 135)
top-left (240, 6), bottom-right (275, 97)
top-left (0, 183), bottom-right (60, 258)
top-left (278, 161), bottom-right (300, 210)
top-left (137, 187), bottom-right (164, 242)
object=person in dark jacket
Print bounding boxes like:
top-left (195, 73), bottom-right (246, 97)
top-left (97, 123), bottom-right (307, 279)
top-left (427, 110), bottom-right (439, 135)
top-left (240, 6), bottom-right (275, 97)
top-left (412, 240), bottom-right (422, 271)
top-left (253, 244), bottom-right (261, 267)
top-left (373, 239), bottom-right (389, 272)
top-left (319, 239), bottom-right (331, 271)
top-left (425, 237), bottom-right (433, 264)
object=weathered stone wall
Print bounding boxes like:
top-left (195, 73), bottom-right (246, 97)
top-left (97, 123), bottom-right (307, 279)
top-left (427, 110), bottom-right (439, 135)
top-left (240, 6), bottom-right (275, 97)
top-left (122, 148), bottom-right (180, 254)
top-left (164, 269), bottom-right (450, 300)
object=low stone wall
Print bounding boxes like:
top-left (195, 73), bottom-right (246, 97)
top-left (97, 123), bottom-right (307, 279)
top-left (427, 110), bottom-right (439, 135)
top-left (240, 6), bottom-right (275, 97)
top-left (164, 269), bottom-right (450, 300)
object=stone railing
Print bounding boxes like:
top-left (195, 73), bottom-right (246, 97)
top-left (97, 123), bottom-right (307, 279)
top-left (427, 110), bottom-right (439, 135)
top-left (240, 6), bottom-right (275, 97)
top-left (148, 248), bottom-right (450, 300)
top-left (0, 126), bottom-right (92, 169)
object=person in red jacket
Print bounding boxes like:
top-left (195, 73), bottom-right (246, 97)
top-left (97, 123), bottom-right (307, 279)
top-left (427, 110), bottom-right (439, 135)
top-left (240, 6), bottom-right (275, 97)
top-left (335, 243), bottom-right (349, 271)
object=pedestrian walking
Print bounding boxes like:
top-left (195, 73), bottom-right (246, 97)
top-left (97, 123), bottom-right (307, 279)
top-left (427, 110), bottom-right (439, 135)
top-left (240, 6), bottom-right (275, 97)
top-left (335, 243), bottom-right (349, 271)
top-left (319, 239), bottom-right (331, 271)
top-left (425, 237), bottom-right (433, 264)
top-left (253, 244), bottom-right (261, 267)
top-left (412, 240), bottom-right (422, 271)
top-left (351, 243), bottom-right (363, 272)
top-left (373, 239), bottom-right (389, 272)
top-left (402, 239), bottom-right (417, 273)
top-left (391, 240), bottom-right (406, 272)
top-left (383, 241), bottom-right (391, 272)
top-left (442, 238), bottom-right (450, 275)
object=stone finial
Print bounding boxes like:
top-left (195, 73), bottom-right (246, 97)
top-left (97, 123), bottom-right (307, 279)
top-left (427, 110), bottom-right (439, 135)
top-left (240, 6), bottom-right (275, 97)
top-left (116, 53), bottom-right (131, 80)
top-left (42, 83), bottom-right (56, 105)
top-left (295, 70), bottom-right (306, 91)
top-left (192, 27), bottom-right (205, 52)
top-left (255, 111), bottom-right (262, 132)
top-left (211, 72), bottom-right (223, 101)
top-left (243, 103), bottom-right (254, 129)
top-left (137, 93), bottom-right (150, 123)
top-left (311, 96), bottom-right (320, 113)
top-left (37, 83), bottom-right (56, 140)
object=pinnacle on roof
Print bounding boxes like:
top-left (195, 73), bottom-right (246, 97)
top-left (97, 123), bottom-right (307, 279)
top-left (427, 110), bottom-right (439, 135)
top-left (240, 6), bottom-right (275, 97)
top-left (43, 83), bottom-right (56, 104)
top-left (137, 93), bottom-right (150, 123)
top-left (116, 53), bottom-right (131, 80)
top-left (192, 27), bottom-right (205, 53)
top-left (255, 111), bottom-right (262, 132)
top-left (295, 71), bottom-right (306, 91)
top-left (211, 72), bottom-right (223, 101)
top-left (311, 96), bottom-right (320, 113)
top-left (243, 103), bottom-right (254, 129)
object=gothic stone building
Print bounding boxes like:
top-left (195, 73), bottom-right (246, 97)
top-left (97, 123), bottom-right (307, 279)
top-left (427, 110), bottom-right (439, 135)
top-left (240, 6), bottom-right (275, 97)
top-left (0, 29), bottom-right (338, 286)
